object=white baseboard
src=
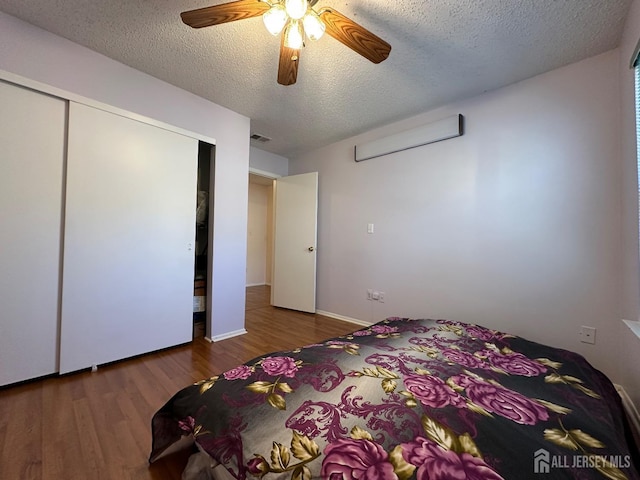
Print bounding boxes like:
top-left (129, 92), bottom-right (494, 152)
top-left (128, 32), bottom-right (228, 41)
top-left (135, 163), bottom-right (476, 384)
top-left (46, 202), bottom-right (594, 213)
top-left (614, 383), bottom-right (640, 443)
top-left (210, 328), bottom-right (248, 342)
top-left (316, 310), bottom-right (372, 327)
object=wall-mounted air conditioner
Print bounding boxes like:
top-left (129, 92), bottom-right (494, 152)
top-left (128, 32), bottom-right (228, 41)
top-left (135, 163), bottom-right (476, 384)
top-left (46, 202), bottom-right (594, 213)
top-left (354, 114), bottom-right (464, 162)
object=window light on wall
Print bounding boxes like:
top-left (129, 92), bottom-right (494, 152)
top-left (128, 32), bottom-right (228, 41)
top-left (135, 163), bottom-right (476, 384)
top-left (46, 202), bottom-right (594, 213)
top-left (627, 40), bottom-right (640, 338)
top-left (633, 45), bottom-right (640, 264)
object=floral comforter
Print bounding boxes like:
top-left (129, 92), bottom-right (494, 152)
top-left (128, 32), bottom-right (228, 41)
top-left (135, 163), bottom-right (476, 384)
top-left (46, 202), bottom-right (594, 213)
top-left (150, 318), bottom-right (639, 479)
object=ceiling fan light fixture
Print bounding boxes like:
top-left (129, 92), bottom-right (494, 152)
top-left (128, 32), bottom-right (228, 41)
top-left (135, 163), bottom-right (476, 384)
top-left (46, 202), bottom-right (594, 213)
top-left (302, 10), bottom-right (325, 41)
top-left (284, 0), bottom-right (308, 20)
top-left (263, 4), bottom-right (288, 35)
top-left (180, 0), bottom-right (391, 86)
top-left (284, 19), bottom-right (304, 49)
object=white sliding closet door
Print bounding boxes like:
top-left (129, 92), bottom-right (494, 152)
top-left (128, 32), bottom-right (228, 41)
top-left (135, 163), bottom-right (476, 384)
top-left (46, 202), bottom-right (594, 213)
top-left (60, 103), bottom-right (198, 374)
top-left (0, 81), bottom-right (66, 386)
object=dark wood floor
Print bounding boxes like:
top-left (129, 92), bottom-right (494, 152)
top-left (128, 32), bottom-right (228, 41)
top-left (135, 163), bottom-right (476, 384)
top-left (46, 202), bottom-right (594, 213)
top-left (0, 286), bottom-right (358, 480)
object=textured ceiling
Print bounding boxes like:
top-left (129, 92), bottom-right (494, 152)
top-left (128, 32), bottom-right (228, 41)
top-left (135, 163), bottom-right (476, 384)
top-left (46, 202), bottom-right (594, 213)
top-left (0, 0), bottom-right (631, 157)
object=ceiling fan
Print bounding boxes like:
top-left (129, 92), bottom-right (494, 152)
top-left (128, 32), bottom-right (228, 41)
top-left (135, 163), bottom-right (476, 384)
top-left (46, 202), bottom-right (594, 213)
top-left (181, 0), bottom-right (391, 86)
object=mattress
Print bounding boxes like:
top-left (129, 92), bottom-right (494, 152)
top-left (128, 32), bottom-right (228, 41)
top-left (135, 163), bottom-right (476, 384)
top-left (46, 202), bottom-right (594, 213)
top-left (150, 317), bottom-right (639, 479)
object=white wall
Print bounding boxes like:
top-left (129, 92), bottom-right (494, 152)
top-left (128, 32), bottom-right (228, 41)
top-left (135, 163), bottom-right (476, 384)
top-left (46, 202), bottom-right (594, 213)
top-left (0, 12), bottom-right (250, 339)
top-left (290, 50), bottom-right (623, 382)
top-left (619, 0), bottom-right (640, 406)
top-left (250, 147), bottom-right (289, 177)
top-left (247, 183), bottom-right (270, 286)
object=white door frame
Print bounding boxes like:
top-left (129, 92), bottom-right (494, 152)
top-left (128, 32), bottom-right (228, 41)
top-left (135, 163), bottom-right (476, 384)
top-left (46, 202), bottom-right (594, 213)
top-left (249, 167), bottom-right (282, 181)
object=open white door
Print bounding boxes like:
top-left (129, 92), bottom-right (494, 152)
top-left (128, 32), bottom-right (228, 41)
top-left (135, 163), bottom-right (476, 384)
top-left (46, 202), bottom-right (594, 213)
top-left (271, 172), bottom-right (318, 313)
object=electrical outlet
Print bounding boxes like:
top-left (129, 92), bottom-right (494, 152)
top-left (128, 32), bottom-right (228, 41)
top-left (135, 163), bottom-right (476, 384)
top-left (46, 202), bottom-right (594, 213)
top-left (580, 326), bottom-right (596, 344)
top-left (378, 292), bottom-right (385, 303)
top-left (372, 291), bottom-right (380, 301)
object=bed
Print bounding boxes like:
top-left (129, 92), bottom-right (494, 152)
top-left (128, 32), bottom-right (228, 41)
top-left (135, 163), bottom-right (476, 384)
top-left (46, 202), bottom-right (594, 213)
top-left (150, 317), bottom-right (639, 479)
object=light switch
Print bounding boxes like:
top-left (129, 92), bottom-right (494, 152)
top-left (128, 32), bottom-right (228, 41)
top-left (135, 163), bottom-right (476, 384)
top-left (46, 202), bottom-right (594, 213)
top-left (367, 223), bottom-right (374, 234)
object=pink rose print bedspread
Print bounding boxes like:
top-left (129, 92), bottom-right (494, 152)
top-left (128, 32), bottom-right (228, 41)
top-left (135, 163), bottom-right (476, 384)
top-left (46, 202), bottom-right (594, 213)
top-left (150, 318), bottom-right (639, 479)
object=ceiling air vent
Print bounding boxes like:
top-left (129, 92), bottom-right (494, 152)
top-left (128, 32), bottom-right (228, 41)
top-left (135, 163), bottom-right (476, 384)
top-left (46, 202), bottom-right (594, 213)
top-left (250, 133), bottom-right (272, 143)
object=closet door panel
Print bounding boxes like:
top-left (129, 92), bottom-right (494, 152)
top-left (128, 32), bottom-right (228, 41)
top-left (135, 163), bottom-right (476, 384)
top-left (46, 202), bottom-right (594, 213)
top-left (60, 103), bottom-right (198, 374)
top-left (0, 81), bottom-right (66, 386)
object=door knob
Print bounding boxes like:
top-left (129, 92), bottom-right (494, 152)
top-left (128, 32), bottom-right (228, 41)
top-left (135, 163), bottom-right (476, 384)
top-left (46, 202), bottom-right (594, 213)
top-left (308, 246), bottom-right (315, 252)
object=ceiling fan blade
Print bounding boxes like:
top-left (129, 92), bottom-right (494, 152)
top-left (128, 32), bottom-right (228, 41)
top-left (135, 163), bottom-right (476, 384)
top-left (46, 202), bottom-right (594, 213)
top-left (278, 36), bottom-right (300, 86)
top-left (318, 7), bottom-right (391, 64)
top-left (181, 0), bottom-right (270, 29)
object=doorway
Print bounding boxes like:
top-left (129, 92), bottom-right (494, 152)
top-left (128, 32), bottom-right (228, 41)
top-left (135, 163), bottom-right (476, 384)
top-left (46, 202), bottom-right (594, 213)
top-left (246, 171), bottom-right (319, 313)
top-left (247, 173), bottom-right (275, 291)
top-left (194, 141), bottom-right (214, 338)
